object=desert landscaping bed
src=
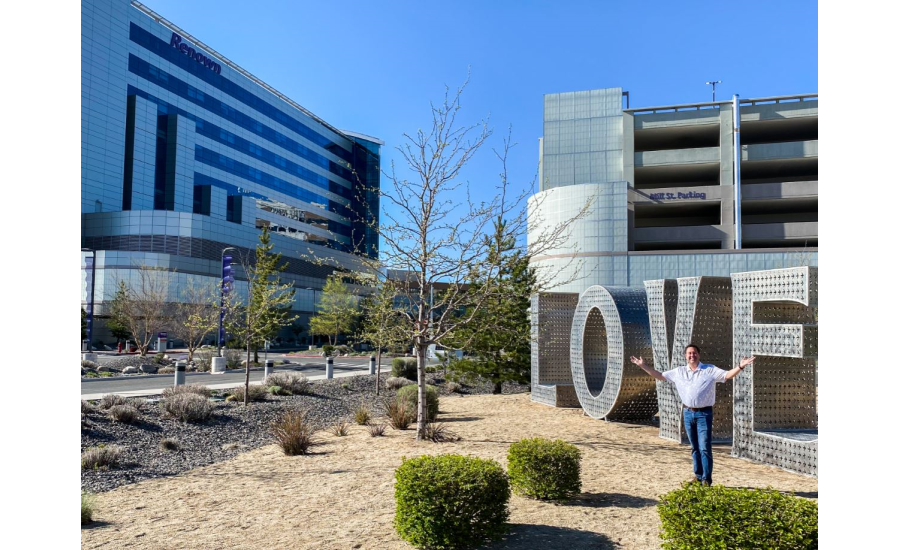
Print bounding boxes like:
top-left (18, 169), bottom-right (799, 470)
top-left (82, 392), bottom-right (817, 549)
top-left (81, 373), bottom-right (526, 493)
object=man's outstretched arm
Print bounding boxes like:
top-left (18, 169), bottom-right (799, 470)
top-left (630, 356), bottom-right (667, 382)
top-left (723, 356), bottom-right (756, 381)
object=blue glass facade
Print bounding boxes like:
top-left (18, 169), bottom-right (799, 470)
top-left (82, 0), bottom-right (381, 345)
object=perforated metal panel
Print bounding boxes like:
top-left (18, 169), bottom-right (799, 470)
top-left (731, 267), bottom-right (818, 476)
top-left (531, 293), bottom-right (581, 407)
top-left (645, 277), bottom-right (734, 443)
top-left (569, 286), bottom-right (656, 420)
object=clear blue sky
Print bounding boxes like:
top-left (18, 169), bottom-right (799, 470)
top-left (146, 0), bottom-right (818, 222)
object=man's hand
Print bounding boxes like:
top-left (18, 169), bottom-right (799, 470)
top-left (739, 356), bottom-right (756, 369)
top-left (631, 356), bottom-right (666, 382)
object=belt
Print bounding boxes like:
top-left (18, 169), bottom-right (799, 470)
top-left (683, 405), bottom-right (712, 412)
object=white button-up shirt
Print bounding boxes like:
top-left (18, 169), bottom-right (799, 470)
top-left (662, 363), bottom-right (727, 408)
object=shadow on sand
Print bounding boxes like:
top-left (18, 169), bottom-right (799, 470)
top-left (562, 492), bottom-right (658, 509)
top-left (485, 524), bottom-right (620, 549)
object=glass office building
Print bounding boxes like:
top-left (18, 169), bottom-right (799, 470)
top-left (82, 0), bottom-right (381, 345)
top-left (529, 87), bottom-right (817, 293)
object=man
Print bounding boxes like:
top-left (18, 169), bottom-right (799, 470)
top-left (630, 345), bottom-right (755, 486)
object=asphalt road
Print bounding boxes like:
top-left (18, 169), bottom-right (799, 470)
top-left (81, 356), bottom-right (391, 397)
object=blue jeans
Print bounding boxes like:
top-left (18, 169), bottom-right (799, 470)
top-left (683, 407), bottom-right (713, 483)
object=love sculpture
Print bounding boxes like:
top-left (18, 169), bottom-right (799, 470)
top-left (530, 266), bottom-right (818, 476)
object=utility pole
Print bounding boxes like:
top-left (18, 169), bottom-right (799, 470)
top-left (705, 80), bottom-right (722, 102)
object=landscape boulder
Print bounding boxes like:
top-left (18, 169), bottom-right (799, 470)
top-left (122, 366), bottom-right (139, 374)
top-left (139, 364), bottom-right (158, 374)
top-left (97, 365), bottom-right (115, 373)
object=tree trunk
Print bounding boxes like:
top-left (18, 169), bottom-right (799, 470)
top-left (492, 381), bottom-right (502, 395)
top-left (244, 341), bottom-right (251, 406)
top-left (415, 342), bottom-right (428, 440)
top-left (375, 346), bottom-right (382, 396)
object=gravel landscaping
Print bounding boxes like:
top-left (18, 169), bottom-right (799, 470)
top-left (81, 373), bottom-right (528, 493)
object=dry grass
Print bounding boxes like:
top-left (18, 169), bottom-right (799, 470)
top-left (81, 394), bottom-right (818, 549)
top-left (81, 445), bottom-right (124, 470)
top-left (367, 422), bottom-right (387, 437)
top-left (161, 384), bottom-right (212, 398)
top-left (386, 400), bottom-right (414, 430)
top-left (271, 410), bottom-right (316, 455)
top-left (329, 421), bottom-right (350, 437)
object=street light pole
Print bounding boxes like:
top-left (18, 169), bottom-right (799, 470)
top-left (218, 247), bottom-right (237, 357)
top-left (81, 248), bottom-right (96, 352)
top-left (705, 80), bottom-right (722, 102)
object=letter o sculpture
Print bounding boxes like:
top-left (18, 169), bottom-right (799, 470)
top-left (569, 286), bottom-right (657, 421)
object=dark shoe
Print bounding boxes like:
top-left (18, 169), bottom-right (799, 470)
top-left (701, 480), bottom-right (711, 487)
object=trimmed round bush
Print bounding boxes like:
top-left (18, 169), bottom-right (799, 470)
top-left (507, 438), bottom-right (581, 500)
top-left (108, 404), bottom-right (140, 424)
top-left (657, 483), bottom-right (818, 549)
top-left (391, 357), bottom-right (418, 380)
top-left (394, 454), bottom-right (510, 549)
top-left (396, 384), bottom-right (439, 422)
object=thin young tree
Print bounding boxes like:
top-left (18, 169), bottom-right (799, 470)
top-left (345, 78), bottom-right (591, 439)
top-left (170, 278), bottom-right (219, 362)
top-left (309, 274), bottom-right (358, 346)
top-left (117, 265), bottom-right (173, 356)
top-left (105, 280), bottom-right (132, 347)
top-left (358, 276), bottom-right (407, 395)
top-left (226, 227), bottom-right (298, 405)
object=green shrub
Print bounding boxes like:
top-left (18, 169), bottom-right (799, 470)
top-left (81, 491), bottom-right (95, 524)
top-left (394, 454), bottom-right (510, 549)
top-left (507, 438), bottom-right (582, 501)
top-left (223, 349), bottom-right (242, 368)
top-left (160, 393), bottom-right (212, 422)
top-left (657, 483), bottom-right (818, 549)
top-left (397, 384), bottom-right (439, 422)
top-left (391, 357), bottom-right (418, 380)
top-left (322, 344), bottom-right (335, 357)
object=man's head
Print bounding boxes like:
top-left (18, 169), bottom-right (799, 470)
top-left (684, 344), bottom-right (701, 365)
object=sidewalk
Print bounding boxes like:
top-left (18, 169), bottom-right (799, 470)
top-left (81, 368), bottom-right (368, 400)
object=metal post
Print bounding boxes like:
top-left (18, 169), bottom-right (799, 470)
top-left (733, 95), bottom-right (742, 249)
top-left (369, 355), bottom-right (376, 375)
top-left (217, 247), bottom-right (236, 357)
top-left (706, 80), bottom-right (721, 102)
top-left (174, 361), bottom-right (186, 386)
top-left (264, 359), bottom-right (274, 381)
top-left (82, 249), bottom-right (96, 352)
top-left (326, 356), bottom-right (334, 379)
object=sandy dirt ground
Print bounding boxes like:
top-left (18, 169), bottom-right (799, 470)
top-left (82, 393), bottom-right (817, 549)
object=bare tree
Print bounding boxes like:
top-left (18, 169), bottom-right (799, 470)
top-left (117, 265), bottom-right (172, 356)
top-left (169, 278), bottom-right (219, 362)
top-left (344, 78), bottom-right (591, 439)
